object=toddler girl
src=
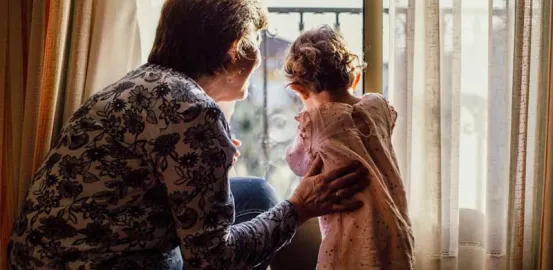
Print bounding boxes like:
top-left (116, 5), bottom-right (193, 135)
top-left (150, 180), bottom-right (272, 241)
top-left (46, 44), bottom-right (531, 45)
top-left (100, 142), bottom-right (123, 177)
top-left (284, 26), bottom-right (414, 269)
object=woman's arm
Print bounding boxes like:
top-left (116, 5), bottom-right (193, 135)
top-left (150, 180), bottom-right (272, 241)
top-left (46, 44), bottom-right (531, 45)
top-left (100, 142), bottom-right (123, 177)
top-left (150, 101), bottom-right (297, 269)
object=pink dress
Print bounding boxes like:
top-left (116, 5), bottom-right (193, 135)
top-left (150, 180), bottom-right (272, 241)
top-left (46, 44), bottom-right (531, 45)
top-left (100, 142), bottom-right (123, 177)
top-left (286, 94), bottom-right (414, 269)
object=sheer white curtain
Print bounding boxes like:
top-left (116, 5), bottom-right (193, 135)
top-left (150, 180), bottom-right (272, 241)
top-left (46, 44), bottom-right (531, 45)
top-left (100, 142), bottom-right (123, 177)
top-left (83, 0), bottom-right (143, 98)
top-left (387, 0), bottom-right (545, 269)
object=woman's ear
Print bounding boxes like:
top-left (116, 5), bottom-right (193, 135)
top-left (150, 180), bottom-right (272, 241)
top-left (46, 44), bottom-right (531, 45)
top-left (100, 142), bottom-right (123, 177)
top-left (227, 32), bottom-right (260, 77)
top-left (290, 83), bottom-right (310, 100)
top-left (352, 72), bottom-right (361, 90)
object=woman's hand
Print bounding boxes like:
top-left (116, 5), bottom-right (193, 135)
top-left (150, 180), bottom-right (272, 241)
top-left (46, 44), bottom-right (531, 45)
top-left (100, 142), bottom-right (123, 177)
top-left (231, 139), bottom-right (241, 164)
top-left (288, 156), bottom-right (369, 225)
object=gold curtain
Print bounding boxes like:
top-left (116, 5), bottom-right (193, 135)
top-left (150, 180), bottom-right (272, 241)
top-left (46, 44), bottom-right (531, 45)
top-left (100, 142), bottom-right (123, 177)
top-left (538, 1), bottom-right (553, 267)
top-left (539, 54), bottom-right (553, 269)
top-left (0, 0), bottom-right (44, 267)
top-left (0, 0), bottom-right (141, 267)
top-left (0, 1), bottom-right (91, 266)
top-left (540, 88), bottom-right (553, 269)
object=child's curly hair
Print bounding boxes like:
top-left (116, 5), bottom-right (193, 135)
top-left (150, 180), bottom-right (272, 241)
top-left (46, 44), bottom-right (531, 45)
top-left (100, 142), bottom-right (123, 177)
top-left (284, 25), bottom-right (363, 93)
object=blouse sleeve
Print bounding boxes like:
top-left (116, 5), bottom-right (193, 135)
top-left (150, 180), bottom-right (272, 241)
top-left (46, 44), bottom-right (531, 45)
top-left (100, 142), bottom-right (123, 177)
top-left (285, 112), bottom-right (314, 177)
top-left (150, 101), bottom-right (298, 269)
top-left (388, 102), bottom-right (398, 134)
top-left (377, 94), bottom-right (397, 135)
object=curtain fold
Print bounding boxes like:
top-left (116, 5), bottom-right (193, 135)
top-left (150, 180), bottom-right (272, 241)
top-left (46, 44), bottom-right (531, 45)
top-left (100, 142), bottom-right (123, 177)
top-left (83, 0), bottom-right (142, 99)
top-left (16, 1), bottom-right (48, 225)
top-left (540, 90), bottom-right (553, 268)
top-left (389, 0), bottom-right (548, 269)
top-left (538, 0), bottom-right (553, 267)
top-left (31, 0), bottom-right (72, 189)
top-left (0, 0), bottom-right (33, 267)
top-left (407, 0), bottom-right (443, 268)
top-left (485, 2), bottom-right (513, 269)
top-left (506, 1), bottom-right (534, 268)
top-left (55, 0), bottom-right (94, 137)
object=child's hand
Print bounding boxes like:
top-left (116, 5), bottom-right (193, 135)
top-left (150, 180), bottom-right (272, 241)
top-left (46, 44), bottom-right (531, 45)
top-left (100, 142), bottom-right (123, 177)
top-left (231, 139), bottom-right (241, 164)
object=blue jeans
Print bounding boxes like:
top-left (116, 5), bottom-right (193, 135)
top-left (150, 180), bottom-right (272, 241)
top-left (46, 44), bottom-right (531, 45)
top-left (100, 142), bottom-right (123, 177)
top-left (231, 177), bottom-right (281, 270)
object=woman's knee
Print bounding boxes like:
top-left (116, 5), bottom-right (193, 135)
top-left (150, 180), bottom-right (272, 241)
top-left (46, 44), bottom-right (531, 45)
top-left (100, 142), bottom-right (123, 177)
top-left (230, 177), bottom-right (281, 220)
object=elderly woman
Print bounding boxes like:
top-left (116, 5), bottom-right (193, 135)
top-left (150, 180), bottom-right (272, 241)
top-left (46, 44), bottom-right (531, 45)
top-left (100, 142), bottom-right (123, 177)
top-left (7, 1), bottom-right (368, 269)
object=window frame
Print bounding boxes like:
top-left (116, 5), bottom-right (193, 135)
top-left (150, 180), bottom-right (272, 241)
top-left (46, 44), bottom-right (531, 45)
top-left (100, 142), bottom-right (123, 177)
top-left (363, 0), bottom-right (384, 94)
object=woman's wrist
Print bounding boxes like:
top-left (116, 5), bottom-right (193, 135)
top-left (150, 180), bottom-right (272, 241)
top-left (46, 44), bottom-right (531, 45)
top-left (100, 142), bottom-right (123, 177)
top-left (287, 197), bottom-right (310, 226)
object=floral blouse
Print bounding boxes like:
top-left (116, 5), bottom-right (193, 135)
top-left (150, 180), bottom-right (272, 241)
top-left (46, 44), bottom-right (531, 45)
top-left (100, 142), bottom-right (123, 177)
top-left (8, 64), bottom-right (298, 270)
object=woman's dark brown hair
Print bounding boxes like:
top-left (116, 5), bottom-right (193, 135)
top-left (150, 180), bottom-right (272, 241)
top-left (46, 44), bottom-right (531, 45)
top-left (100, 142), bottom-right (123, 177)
top-left (284, 25), bottom-right (362, 93)
top-left (148, 0), bottom-right (268, 79)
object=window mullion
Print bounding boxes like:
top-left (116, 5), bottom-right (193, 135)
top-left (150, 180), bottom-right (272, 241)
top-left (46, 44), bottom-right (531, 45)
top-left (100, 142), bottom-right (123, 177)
top-left (364, 0), bottom-right (384, 94)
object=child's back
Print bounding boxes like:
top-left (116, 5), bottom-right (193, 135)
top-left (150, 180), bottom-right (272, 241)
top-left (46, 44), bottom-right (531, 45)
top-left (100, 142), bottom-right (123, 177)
top-left (282, 25), bottom-right (414, 269)
top-left (286, 93), bottom-right (414, 269)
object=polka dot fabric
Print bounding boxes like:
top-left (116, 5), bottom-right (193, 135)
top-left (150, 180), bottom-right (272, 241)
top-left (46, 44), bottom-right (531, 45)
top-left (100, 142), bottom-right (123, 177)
top-left (285, 94), bottom-right (414, 270)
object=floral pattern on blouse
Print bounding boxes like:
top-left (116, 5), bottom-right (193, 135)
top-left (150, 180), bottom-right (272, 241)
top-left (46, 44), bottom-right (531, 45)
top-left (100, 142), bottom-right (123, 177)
top-left (7, 64), bottom-right (298, 270)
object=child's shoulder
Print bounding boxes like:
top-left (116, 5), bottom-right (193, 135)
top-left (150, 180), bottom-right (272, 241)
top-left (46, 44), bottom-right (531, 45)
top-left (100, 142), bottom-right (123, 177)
top-left (355, 93), bottom-right (393, 111)
top-left (359, 93), bottom-right (388, 104)
top-left (355, 93), bottom-right (398, 127)
top-left (295, 103), bottom-right (355, 132)
top-left (306, 102), bottom-right (354, 120)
